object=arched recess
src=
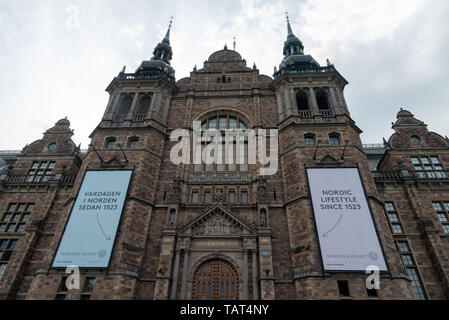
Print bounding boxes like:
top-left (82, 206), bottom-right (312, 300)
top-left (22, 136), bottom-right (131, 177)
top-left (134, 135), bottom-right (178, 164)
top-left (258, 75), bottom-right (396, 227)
top-left (296, 89), bottom-right (310, 111)
top-left (316, 90), bottom-right (330, 110)
top-left (116, 95), bottom-right (133, 121)
top-left (191, 258), bottom-right (240, 300)
top-left (135, 94), bottom-right (152, 119)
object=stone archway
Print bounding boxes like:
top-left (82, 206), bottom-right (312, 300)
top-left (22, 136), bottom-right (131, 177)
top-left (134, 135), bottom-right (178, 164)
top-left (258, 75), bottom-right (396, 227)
top-left (192, 259), bottom-right (239, 300)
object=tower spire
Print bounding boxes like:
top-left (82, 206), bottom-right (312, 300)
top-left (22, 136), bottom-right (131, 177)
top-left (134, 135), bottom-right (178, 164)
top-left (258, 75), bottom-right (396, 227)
top-left (162, 16), bottom-right (173, 44)
top-left (285, 12), bottom-right (294, 36)
top-left (282, 13), bottom-right (304, 57)
top-left (151, 17), bottom-right (174, 64)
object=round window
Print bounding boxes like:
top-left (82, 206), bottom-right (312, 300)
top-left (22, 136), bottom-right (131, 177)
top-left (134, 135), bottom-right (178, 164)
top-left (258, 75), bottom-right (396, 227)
top-left (48, 142), bottom-right (57, 151)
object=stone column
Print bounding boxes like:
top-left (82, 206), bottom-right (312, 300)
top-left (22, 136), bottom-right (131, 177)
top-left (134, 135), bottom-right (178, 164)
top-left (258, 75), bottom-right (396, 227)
top-left (102, 94), bottom-right (115, 120)
top-left (309, 87), bottom-right (319, 116)
top-left (126, 92), bottom-right (140, 120)
top-left (162, 96), bottom-right (171, 121)
top-left (106, 93), bottom-right (121, 120)
top-left (284, 88), bottom-right (292, 117)
top-left (243, 249), bottom-right (249, 299)
top-left (155, 92), bottom-right (164, 113)
top-left (290, 88), bottom-right (298, 116)
top-left (252, 250), bottom-right (259, 300)
top-left (146, 92), bottom-right (157, 119)
top-left (170, 249), bottom-right (181, 300)
top-left (276, 93), bottom-right (284, 121)
top-left (180, 249), bottom-right (190, 300)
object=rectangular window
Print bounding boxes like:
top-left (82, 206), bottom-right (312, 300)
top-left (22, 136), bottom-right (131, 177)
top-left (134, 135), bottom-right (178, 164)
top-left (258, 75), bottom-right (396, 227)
top-left (392, 224), bottom-right (403, 234)
top-left (412, 156), bottom-right (445, 179)
top-left (228, 191), bottom-right (236, 203)
top-left (204, 191), bottom-right (211, 204)
top-left (407, 268), bottom-right (426, 300)
top-left (0, 239), bottom-right (18, 276)
top-left (191, 191), bottom-right (199, 203)
top-left (84, 277), bottom-right (96, 292)
top-left (443, 225), bottom-right (449, 234)
top-left (385, 202), bottom-right (404, 235)
top-left (0, 263), bottom-right (6, 278)
top-left (397, 241), bottom-right (410, 253)
top-left (241, 191), bottom-right (248, 204)
top-left (401, 254), bottom-right (414, 266)
top-left (396, 240), bottom-right (426, 300)
top-left (1, 203), bottom-right (34, 234)
top-left (431, 201), bottom-right (449, 234)
top-left (27, 161), bottom-right (56, 182)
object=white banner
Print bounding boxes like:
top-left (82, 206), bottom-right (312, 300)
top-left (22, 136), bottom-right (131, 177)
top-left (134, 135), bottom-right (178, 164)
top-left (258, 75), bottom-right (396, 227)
top-left (307, 168), bottom-right (388, 272)
top-left (52, 170), bottom-right (132, 268)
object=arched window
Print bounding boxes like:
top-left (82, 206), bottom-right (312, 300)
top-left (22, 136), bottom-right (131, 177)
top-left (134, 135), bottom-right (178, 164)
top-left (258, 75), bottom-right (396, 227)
top-left (411, 135), bottom-right (421, 144)
top-left (196, 114), bottom-right (248, 172)
top-left (305, 134), bottom-right (315, 146)
top-left (135, 95), bottom-right (151, 120)
top-left (329, 133), bottom-right (341, 145)
top-left (296, 91), bottom-right (309, 111)
top-left (128, 137), bottom-right (139, 149)
top-left (116, 95), bottom-right (133, 121)
top-left (105, 137), bottom-right (116, 149)
top-left (316, 91), bottom-right (329, 110)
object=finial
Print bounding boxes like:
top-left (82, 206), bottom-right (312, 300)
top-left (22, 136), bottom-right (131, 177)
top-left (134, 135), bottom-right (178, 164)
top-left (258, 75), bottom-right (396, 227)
top-left (169, 16), bottom-right (173, 28)
top-left (193, 65), bottom-right (197, 71)
top-left (274, 66), bottom-right (277, 73)
top-left (121, 65), bottom-right (126, 73)
top-left (224, 44), bottom-right (228, 50)
top-left (285, 11), bottom-right (289, 23)
top-left (253, 62), bottom-right (257, 70)
top-left (233, 37), bottom-right (236, 50)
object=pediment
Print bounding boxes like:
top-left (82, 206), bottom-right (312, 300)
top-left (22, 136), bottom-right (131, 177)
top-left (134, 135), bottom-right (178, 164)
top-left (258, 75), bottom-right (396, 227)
top-left (178, 205), bottom-right (255, 237)
top-left (319, 154), bottom-right (341, 165)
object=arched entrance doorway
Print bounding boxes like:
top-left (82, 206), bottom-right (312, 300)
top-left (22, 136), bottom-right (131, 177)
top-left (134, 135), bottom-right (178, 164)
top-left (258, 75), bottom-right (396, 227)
top-left (192, 259), bottom-right (239, 300)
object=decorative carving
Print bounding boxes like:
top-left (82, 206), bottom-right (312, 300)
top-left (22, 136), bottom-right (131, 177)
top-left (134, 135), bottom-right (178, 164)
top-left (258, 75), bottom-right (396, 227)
top-left (171, 179), bottom-right (182, 203)
top-left (257, 178), bottom-right (268, 203)
top-left (189, 173), bottom-right (251, 184)
top-left (214, 189), bottom-right (224, 202)
top-left (260, 209), bottom-right (268, 228)
top-left (193, 212), bottom-right (241, 236)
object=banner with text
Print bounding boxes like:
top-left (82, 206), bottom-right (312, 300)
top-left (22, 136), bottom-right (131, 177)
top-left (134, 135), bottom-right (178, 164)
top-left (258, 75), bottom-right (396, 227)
top-left (307, 168), bottom-right (388, 272)
top-left (52, 170), bottom-right (132, 268)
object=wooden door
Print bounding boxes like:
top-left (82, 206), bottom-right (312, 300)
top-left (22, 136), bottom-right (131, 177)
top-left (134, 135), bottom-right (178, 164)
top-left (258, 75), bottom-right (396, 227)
top-left (192, 259), bottom-right (239, 300)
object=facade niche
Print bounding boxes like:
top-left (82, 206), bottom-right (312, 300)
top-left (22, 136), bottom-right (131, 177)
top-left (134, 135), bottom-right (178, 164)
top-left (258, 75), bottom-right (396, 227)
top-left (135, 95), bottom-right (152, 121)
top-left (116, 95), bottom-right (133, 121)
top-left (316, 90), bottom-right (330, 110)
top-left (296, 90), bottom-right (309, 111)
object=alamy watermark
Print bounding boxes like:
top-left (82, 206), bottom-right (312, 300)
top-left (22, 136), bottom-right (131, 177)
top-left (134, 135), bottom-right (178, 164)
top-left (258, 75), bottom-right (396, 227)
top-left (170, 121), bottom-right (279, 176)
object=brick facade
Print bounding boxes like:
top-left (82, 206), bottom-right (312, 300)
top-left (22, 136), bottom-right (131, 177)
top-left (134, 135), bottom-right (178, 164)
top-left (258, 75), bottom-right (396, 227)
top-left (0, 23), bottom-right (448, 300)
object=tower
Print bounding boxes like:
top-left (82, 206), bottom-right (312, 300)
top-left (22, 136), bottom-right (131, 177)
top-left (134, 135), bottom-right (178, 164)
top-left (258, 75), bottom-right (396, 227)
top-left (272, 15), bottom-right (414, 299)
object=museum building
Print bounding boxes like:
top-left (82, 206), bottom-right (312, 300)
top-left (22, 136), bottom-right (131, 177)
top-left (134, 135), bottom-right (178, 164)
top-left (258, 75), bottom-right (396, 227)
top-left (0, 17), bottom-right (449, 300)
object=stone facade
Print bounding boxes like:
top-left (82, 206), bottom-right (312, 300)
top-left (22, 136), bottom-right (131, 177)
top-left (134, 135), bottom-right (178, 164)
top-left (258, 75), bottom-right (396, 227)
top-left (0, 21), bottom-right (448, 300)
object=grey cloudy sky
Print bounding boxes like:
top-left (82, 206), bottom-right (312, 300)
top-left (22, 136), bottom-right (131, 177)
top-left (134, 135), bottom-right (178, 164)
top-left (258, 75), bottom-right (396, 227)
top-left (1, 0), bottom-right (449, 150)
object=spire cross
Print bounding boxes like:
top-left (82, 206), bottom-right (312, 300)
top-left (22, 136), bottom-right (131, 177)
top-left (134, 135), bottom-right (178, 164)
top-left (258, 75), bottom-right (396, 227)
top-left (233, 37), bottom-right (236, 50)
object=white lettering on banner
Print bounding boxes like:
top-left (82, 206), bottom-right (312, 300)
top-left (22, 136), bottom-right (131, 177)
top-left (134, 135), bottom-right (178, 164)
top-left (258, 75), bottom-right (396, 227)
top-left (307, 168), bottom-right (388, 272)
top-left (52, 170), bottom-right (132, 268)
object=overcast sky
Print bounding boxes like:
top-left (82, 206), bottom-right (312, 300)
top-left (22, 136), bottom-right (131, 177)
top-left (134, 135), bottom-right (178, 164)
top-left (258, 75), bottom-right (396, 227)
top-left (1, 0), bottom-right (449, 150)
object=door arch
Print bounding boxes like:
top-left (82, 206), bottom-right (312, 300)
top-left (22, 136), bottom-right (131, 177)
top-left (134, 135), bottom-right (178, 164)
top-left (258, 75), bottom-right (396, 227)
top-left (192, 259), bottom-right (239, 300)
